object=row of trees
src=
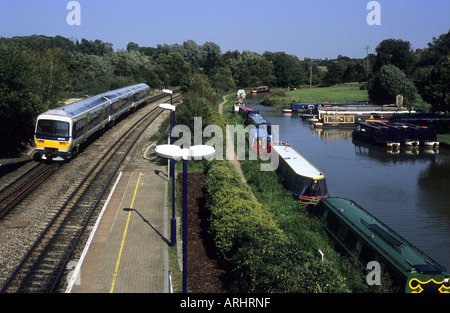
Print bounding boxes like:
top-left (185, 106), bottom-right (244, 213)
top-left (367, 33), bottom-right (449, 109)
top-left (1, 31), bottom-right (448, 155)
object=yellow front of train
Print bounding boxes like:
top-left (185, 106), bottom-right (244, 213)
top-left (34, 114), bottom-right (72, 161)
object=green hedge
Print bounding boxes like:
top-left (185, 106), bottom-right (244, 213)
top-left (205, 161), bottom-right (284, 260)
top-left (205, 161), bottom-right (351, 292)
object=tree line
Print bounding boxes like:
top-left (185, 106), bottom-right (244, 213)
top-left (1, 31), bottom-right (449, 156)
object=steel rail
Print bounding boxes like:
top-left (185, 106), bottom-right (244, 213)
top-left (0, 163), bottom-right (61, 220)
top-left (1, 91), bottom-right (179, 293)
top-left (50, 106), bottom-right (163, 292)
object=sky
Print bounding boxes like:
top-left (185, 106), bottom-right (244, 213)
top-left (0, 0), bottom-right (449, 59)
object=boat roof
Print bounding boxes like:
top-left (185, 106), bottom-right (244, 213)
top-left (248, 113), bottom-right (271, 124)
top-left (38, 83), bottom-right (149, 120)
top-left (239, 106), bottom-right (256, 112)
top-left (319, 197), bottom-right (448, 276)
top-left (249, 128), bottom-right (268, 137)
top-left (272, 144), bottom-right (325, 179)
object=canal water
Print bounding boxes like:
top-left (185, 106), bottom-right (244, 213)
top-left (246, 95), bottom-right (450, 271)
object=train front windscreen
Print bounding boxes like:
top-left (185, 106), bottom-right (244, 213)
top-left (36, 119), bottom-right (70, 139)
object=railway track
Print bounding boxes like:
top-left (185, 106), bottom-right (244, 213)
top-left (0, 163), bottom-right (61, 220)
top-left (0, 92), bottom-right (179, 293)
top-left (0, 91), bottom-right (177, 222)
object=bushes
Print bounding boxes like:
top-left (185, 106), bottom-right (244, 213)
top-left (205, 161), bottom-right (351, 292)
top-left (205, 161), bottom-right (284, 261)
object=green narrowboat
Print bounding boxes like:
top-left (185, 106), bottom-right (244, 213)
top-left (312, 197), bottom-right (450, 293)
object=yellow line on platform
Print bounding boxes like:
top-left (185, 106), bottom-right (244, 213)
top-left (110, 172), bottom-right (142, 293)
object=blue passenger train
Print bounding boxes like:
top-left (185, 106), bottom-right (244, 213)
top-left (34, 84), bottom-right (150, 161)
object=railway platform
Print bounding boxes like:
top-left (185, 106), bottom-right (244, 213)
top-left (68, 161), bottom-right (169, 293)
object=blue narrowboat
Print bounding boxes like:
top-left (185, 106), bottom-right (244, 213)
top-left (247, 112), bottom-right (272, 136)
top-left (352, 122), bottom-right (401, 149)
top-left (248, 128), bottom-right (271, 154)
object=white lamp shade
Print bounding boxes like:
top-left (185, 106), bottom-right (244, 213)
top-left (158, 103), bottom-right (176, 111)
top-left (155, 144), bottom-right (215, 160)
top-left (189, 145), bottom-right (216, 159)
top-left (154, 144), bottom-right (182, 160)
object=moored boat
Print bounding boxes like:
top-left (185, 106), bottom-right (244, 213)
top-left (312, 197), bottom-right (450, 293)
top-left (282, 104), bottom-right (292, 114)
top-left (251, 86), bottom-right (269, 93)
top-left (352, 122), bottom-right (401, 149)
top-left (272, 142), bottom-right (329, 205)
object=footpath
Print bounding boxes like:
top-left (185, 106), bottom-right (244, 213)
top-left (218, 95), bottom-right (256, 199)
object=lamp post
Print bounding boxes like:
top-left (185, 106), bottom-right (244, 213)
top-left (158, 102), bottom-right (176, 247)
top-left (154, 144), bottom-right (215, 293)
top-left (161, 88), bottom-right (174, 246)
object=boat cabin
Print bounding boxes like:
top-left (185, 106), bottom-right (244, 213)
top-left (272, 143), bottom-right (329, 205)
top-left (248, 128), bottom-right (270, 154)
top-left (353, 122), bottom-right (400, 149)
top-left (312, 197), bottom-right (450, 293)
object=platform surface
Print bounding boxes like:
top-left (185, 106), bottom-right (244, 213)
top-left (69, 161), bottom-right (169, 293)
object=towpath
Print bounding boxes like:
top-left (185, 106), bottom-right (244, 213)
top-left (218, 95), bottom-right (256, 199)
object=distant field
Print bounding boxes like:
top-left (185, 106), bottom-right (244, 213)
top-left (285, 86), bottom-right (369, 103)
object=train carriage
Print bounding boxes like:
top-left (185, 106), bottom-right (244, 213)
top-left (34, 83), bottom-right (150, 161)
top-left (312, 197), bottom-right (450, 293)
top-left (272, 143), bottom-right (329, 205)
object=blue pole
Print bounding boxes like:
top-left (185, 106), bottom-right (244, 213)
top-left (170, 109), bottom-right (176, 247)
top-left (182, 158), bottom-right (188, 293)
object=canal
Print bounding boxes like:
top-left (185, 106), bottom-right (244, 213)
top-left (247, 95), bottom-right (450, 272)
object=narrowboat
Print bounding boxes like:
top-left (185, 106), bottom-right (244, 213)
top-left (238, 106), bottom-right (258, 122)
top-left (291, 103), bottom-right (321, 115)
top-left (312, 197), bottom-right (450, 293)
top-left (237, 89), bottom-right (246, 99)
top-left (314, 106), bottom-right (412, 128)
top-left (379, 122), bottom-right (420, 148)
top-left (352, 122), bottom-right (400, 149)
top-left (251, 86), bottom-right (269, 93)
top-left (248, 128), bottom-right (271, 154)
top-left (233, 96), bottom-right (246, 113)
top-left (247, 112), bottom-right (272, 136)
top-left (272, 143), bottom-right (329, 205)
top-left (390, 112), bottom-right (450, 133)
top-left (317, 114), bottom-right (358, 128)
top-left (415, 125), bottom-right (439, 149)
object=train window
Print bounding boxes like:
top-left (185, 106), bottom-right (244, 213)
top-left (89, 110), bottom-right (101, 129)
top-left (36, 120), bottom-right (69, 138)
top-left (74, 118), bottom-right (86, 138)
